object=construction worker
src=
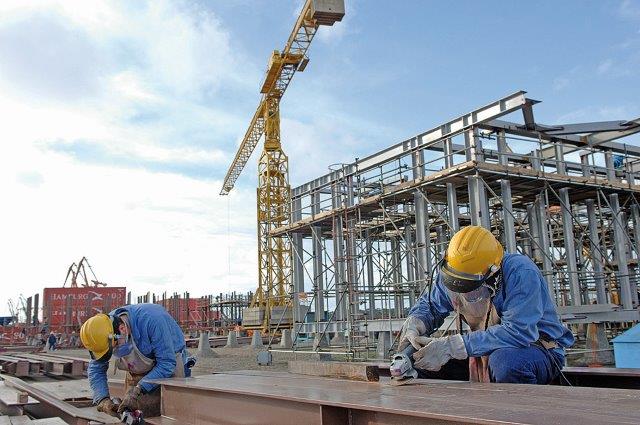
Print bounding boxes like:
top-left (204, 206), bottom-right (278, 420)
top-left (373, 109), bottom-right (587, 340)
top-left (399, 225), bottom-right (574, 384)
top-left (47, 331), bottom-right (57, 351)
top-left (80, 304), bottom-right (190, 417)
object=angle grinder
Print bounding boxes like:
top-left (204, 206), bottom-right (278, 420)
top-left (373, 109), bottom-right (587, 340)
top-left (111, 397), bottom-right (144, 425)
top-left (389, 345), bottom-right (418, 386)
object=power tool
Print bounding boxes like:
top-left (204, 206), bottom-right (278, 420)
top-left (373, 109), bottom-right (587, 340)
top-left (110, 397), bottom-right (144, 425)
top-left (389, 345), bottom-right (418, 386)
top-left (120, 409), bottom-right (144, 425)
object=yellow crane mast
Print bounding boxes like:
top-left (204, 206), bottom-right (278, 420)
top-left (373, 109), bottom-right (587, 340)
top-left (220, 1), bottom-right (344, 332)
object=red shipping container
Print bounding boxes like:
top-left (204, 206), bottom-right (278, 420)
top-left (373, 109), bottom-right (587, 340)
top-left (156, 298), bottom-right (219, 325)
top-left (42, 287), bottom-right (127, 327)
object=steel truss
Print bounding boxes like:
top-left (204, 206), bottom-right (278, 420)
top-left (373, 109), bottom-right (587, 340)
top-left (271, 91), bottom-right (640, 358)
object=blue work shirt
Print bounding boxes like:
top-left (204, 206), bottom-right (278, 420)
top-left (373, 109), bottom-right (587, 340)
top-left (408, 253), bottom-right (574, 357)
top-left (87, 304), bottom-right (186, 404)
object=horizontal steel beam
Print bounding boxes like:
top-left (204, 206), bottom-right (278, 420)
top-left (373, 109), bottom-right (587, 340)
top-left (153, 372), bottom-right (640, 424)
top-left (292, 91), bottom-right (528, 197)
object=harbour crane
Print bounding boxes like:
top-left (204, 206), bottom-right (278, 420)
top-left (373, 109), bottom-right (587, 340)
top-left (219, 1), bottom-right (344, 331)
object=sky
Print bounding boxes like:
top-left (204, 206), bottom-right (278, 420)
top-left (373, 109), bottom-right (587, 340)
top-left (1, 0), bottom-right (639, 316)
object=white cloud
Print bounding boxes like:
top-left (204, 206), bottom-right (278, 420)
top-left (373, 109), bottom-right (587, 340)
top-left (0, 0), bottom-right (260, 316)
top-left (597, 59), bottom-right (613, 75)
top-left (0, 0), bottom-right (374, 317)
top-left (618, 0), bottom-right (640, 21)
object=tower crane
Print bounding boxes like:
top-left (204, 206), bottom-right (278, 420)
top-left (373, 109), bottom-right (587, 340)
top-left (220, 1), bottom-right (344, 332)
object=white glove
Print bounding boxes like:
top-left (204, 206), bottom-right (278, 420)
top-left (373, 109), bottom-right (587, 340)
top-left (398, 316), bottom-right (428, 351)
top-left (413, 334), bottom-right (468, 371)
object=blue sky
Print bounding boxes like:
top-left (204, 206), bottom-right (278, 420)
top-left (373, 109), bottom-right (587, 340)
top-left (1, 0), bottom-right (639, 316)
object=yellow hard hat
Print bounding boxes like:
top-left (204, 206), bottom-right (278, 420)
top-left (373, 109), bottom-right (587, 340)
top-left (441, 226), bottom-right (504, 293)
top-left (80, 313), bottom-right (114, 360)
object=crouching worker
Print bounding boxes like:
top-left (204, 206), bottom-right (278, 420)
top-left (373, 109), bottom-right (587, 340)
top-left (80, 304), bottom-right (192, 418)
top-left (399, 226), bottom-right (574, 384)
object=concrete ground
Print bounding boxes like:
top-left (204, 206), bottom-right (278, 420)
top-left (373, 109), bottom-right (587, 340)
top-left (52, 346), bottom-right (303, 376)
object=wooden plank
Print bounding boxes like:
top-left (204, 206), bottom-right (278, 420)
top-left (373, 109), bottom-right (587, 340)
top-left (288, 360), bottom-right (379, 382)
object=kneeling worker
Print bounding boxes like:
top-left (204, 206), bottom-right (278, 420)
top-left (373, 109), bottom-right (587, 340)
top-left (80, 303), bottom-right (190, 417)
top-left (399, 226), bottom-right (574, 384)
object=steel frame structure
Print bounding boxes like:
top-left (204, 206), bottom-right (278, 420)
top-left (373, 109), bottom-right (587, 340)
top-left (270, 91), bottom-right (640, 358)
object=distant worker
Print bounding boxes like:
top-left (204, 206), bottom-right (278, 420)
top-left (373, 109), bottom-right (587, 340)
top-left (80, 304), bottom-right (192, 418)
top-left (47, 331), bottom-right (57, 351)
top-left (399, 226), bottom-right (574, 384)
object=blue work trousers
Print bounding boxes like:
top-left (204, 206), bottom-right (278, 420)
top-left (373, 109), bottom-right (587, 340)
top-left (416, 345), bottom-right (564, 384)
top-left (488, 345), bottom-right (563, 384)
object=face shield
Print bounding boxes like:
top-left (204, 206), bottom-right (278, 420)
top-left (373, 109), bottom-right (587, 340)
top-left (112, 334), bottom-right (134, 358)
top-left (441, 262), bottom-right (500, 304)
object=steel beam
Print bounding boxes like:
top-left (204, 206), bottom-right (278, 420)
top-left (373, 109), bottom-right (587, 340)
top-left (559, 188), bottom-right (581, 305)
top-left (610, 193), bottom-right (636, 309)
top-left (536, 195), bottom-right (555, 295)
top-left (365, 231), bottom-right (375, 318)
top-left (390, 237), bottom-right (403, 318)
top-left (154, 370), bottom-right (640, 425)
top-left (411, 150), bottom-right (430, 292)
top-left (292, 197), bottom-right (304, 325)
top-left (331, 183), bottom-right (347, 321)
top-left (586, 199), bottom-right (607, 304)
top-left (345, 176), bottom-right (359, 320)
top-left (404, 224), bottom-right (416, 306)
top-left (443, 138), bottom-right (460, 232)
top-left (311, 192), bottom-right (325, 321)
top-left (291, 91), bottom-right (528, 197)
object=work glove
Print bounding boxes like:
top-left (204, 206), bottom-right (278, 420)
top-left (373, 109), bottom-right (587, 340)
top-left (398, 316), bottom-right (429, 351)
top-left (117, 385), bottom-right (142, 414)
top-left (96, 397), bottom-right (117, 416)
top-left (413, 334), bottom-right (468, 371)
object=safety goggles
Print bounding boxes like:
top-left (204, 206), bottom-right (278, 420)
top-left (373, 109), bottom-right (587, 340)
top-left (448, 285), bottom-right (492, 303)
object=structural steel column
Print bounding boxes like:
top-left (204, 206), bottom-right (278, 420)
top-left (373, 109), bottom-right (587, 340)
top-left (497, 131), bottom-right (516, 253)
top-left (311, 192), bottom-right (325, 321)
top-left (292, 197), bottom-right (305, 325)
top-left (331, 182), bottom-right (347, 321)
top-left (412, 150), bottom-right (431, 292)
top-left (536, 195), bottom-right (555, 295)
top-left (632, 205), bottom-right (640, 261)
top-left (391, 237), bottom-right (403, 318)
top-left (527, 204), bottom-right (541, 262)
top-left (365, 230), bottom-right (376, 319)
top-left (559, 188), bottom-right (581, 306)
top-left (436, 226), bottom-right (446, 262)
top-left (605, 152), bottom-right (616, 181)
top-left (443, 138), bottom-right (459, 232)
top-left (610, 193), bottom-right (636, 309)
top-left (404, 224), bottom-right (416, 306)
top-left (345, 176), bottom-right (359, 319)
top-left (466, 128), bottom-right (490, 229)
top-left (586, 199), bottom-right (607, 304)
top-left (468, 176), bottom-right (491, 229)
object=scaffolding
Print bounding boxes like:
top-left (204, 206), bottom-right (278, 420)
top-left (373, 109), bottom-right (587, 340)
top-left (268, 91), bottom-right (640, 359)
